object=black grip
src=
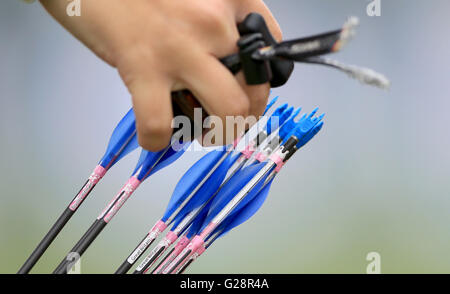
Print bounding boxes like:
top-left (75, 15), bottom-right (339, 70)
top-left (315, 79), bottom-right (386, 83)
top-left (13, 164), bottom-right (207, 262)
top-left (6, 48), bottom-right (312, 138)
top-left (238, 13), bottom-right (294, 87)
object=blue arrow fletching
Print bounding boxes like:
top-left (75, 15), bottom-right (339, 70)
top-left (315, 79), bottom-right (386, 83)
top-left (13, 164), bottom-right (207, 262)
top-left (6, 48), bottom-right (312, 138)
top-left (170, 150), bottom-right (243, 229)
top-left (211, 176), bottom-right (275, 240)
top-left (262, 96), bottom-right (279, 116)
top-left (161, 149), bottom-right (229, 222)
top-left (147, 142), bottom-right (190, 178)
top-left (185, 201), bottom-right (213, 239)
top-left (266, 103), bottom-right (288, 135)
top-left (199, 162), bottom-right (271, 232)
top-left (134, 143), bottom-right (190, 182)
top-left (99, 108), bottom-right (139, 169)
top-left (110, 136), bottom-right (139, 167)
top-left (133, 149), bottom-right (150, 175)
top-left (169, 151), bottom-right (242, 226)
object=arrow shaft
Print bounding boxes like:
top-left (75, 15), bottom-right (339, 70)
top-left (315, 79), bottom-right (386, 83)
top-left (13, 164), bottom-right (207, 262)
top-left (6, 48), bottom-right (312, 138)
top-left (114, 148), bottom-right (232, 273)
top-left (115, 234), bottom-right (155, 274)
top-left (53, 142), bottom-right (176, 273)
top-left (17, 165), bottom-right (106, 274)
top-left (163, 161), bottom-right (275, 274)
top-left (151, 247), bottom-right (177, 274)
top-left (176, 171), bottom-right (278, 274)
top-left (131, 147), bottom-right (247, 274)
top-left (114, 219), bottom-right (167, 274)
top-left (53, 219), bottom-right (106, 274)
top-left (133, 232), bottom-right (181, 274)
top-left (176, 257), bottom-right (195, 274)
top-left (245, 134), bottom-right (281, 166)
top-left (53, 176), bottom-right (141, 274)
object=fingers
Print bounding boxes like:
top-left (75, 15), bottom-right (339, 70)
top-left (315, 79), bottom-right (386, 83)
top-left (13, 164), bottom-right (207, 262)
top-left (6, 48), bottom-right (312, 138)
top-left (127, 75), bottom-right (174, 152)
top-left (179, 52), bottom-right (250, 145)
top-left (115, 0), bottom-right (284, 150)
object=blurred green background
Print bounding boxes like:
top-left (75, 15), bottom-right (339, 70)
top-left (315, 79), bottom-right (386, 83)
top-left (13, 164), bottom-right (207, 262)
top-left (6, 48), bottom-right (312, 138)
top-left (1, 0), bottom-right (449, 274)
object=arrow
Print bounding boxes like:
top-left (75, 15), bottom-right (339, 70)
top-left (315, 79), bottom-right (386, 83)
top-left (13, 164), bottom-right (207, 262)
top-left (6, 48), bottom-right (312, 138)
top-left (115, 98), bottom-right (281, 274)
top-left (131, 102), bottom-right (294, 274)
top-left (151, 105), bottom-right (305, 274)
top-left (161, 109), bottom-right (323, 274)
top-left (117, 148), bottom-right (233, 274)
top-left (178, 120), bottom-right (325, 274)
top-left (150, 191), bottom-right (218, 275)
top-left (226, 103), bottom-right (293, 182)
top-left (18, 108), bottom-right (139, 274)
top-left (176, 119), bottom-right (325, 274)
top-left (131, 153), bottom-right (234, 274)
top-left (53, 137), bottom-right (190, 274)
top-left (178, 177), bottom-right (275, 274)
top-left (245, 107), bottom-right (308, 166)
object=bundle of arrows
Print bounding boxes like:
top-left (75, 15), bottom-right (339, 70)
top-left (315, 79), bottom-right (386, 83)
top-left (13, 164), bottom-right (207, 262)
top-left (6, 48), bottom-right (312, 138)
top-left (18, 14), bottom-right (389, 274)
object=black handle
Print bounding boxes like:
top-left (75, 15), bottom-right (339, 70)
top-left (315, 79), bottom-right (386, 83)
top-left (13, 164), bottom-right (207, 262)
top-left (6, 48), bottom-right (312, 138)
top-left (237, 13), bottom-right (294, 87)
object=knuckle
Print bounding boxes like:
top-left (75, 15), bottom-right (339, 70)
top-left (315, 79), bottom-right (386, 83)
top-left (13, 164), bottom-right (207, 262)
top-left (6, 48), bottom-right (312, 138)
top-left (139, 118), bottom-right (172, 138)
top-left (137, 134), bottom-right (151, 150)
top-left (196, 5), bottom-right (228, 31)
top-left (138, 136), bottom-right (167, 152)
top-left (251, 90), bottom-right (269, 105)
top-left (228, 99), bottom-right (250, 117)
top-left (136, 117), bottom-right (172, 150)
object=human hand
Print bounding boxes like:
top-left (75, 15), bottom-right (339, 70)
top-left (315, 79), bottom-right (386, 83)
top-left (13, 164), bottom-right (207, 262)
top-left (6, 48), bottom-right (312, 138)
top-left (40, 0), bottom-right (282, 151)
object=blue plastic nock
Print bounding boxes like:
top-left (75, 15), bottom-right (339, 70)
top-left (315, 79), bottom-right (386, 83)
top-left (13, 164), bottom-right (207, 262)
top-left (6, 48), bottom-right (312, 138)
top-left (296, 121), bottom-right (324, 149)
top-left (279, 106), bottom-right (294, 126)
top-left (308, 107), bottom-right (319, 119)
top-left (290, 108), bottom-right (321, 141)
top-left (266, 103), bottom-right (288, 134)
top-left (281, 113), bottom-right (306, 144)
top-left (278, 107), bottom-right (302, 140)
top-left (289, 107), bottom-right (302, 122)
